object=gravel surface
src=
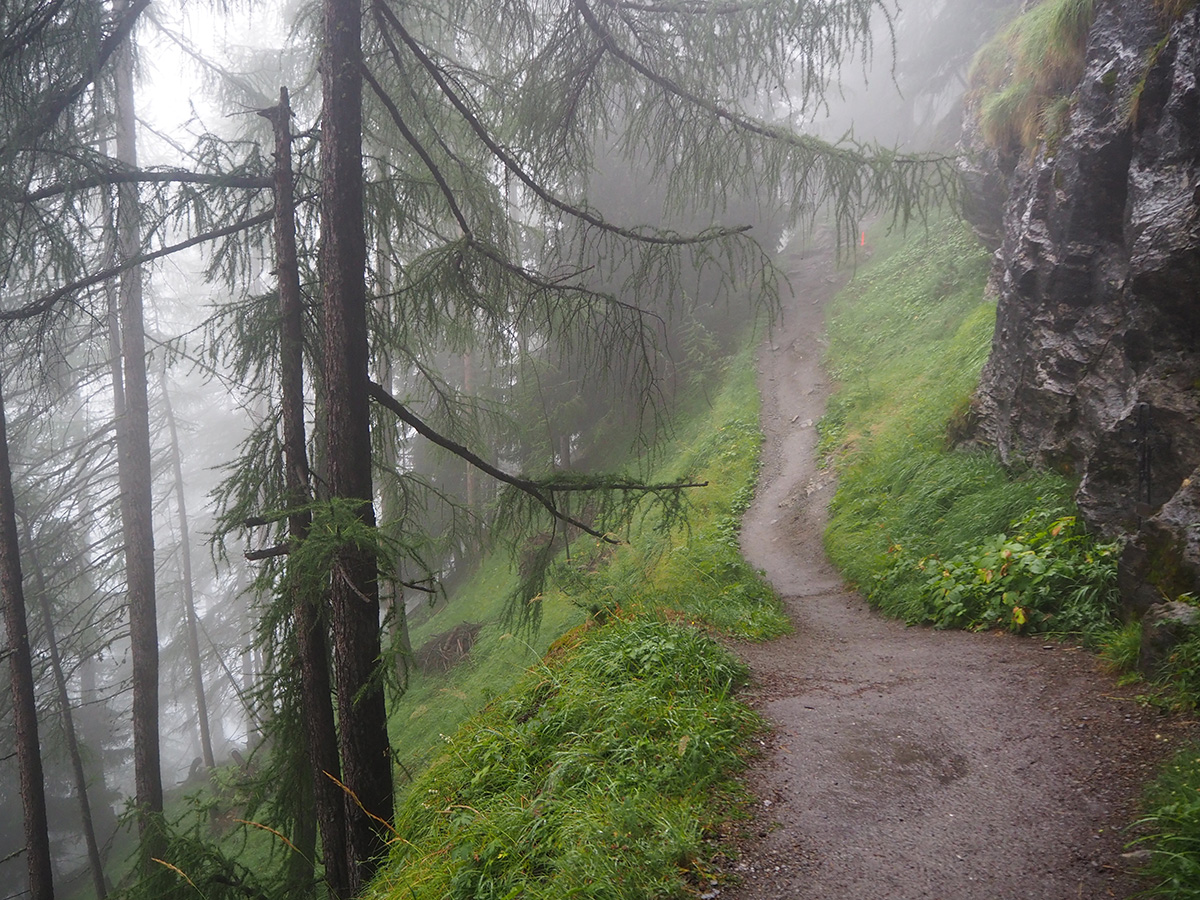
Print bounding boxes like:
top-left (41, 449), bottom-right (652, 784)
top-left (724, 244), bottom-right (1195, 900)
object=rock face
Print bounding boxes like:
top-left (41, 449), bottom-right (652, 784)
top-left (1137, 599), bottom-right (1200, 678)
top-left (964, 0), bottom-right (1200, 606)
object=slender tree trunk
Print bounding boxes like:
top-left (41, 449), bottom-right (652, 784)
top-left (112, 0), bottom-right (164, 864)
top-left (321, 0), bottom-right (393, 888)
top-left (96, 75), bottom-right (126, 423)
top-left (159, 367), bottom-right (215, 770)
top-left (0, 378), bottom-right (55, 900)
top-left (22, 520), bottom-right (108, 900)
top-left (240, 590), bottom-right (257, 748)
top-left (78, 653), bottom-right (119, 847)
top-left (376, 246), bottom-right (413, 692)
top-left (263, 86), bottom-right (352, 900)
top-left (463, 351), bottom-right (477, 515)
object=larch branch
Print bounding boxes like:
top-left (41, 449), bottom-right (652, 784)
top-left (0, 209), bottom-right (273, 322)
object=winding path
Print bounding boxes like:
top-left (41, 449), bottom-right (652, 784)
top-left (729, 243), bottom-right (1184, 899)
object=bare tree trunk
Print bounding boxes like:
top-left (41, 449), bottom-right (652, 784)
top-left (376, 240), bottom-right (413, 692)
top-left (112, 0), bottom-right (164, 865)
top-left (78, 654), bottom-right (119, 847)
top-left (22, 519), bottom-right (108, 899)
top-left (262, 86), bottom-right (351, 900)
top-left (0, 378), bottom-right (55, 900)
top-left (159, 366), bottom-right (215, 770)
top-left (240, 591), bottom-right (257, 749)
top-left (463, 351), bottom-right (478, 515)
top-left (321, 0), bottom-right (393, 888)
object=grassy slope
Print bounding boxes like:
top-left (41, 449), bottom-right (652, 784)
top-left (822, 219), bottom-right (1077, 624)
top-left (368, 339), bottom-right (788, 899)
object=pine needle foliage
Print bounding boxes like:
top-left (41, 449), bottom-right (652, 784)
top-left (968, 0), bottom-right (1095, 153)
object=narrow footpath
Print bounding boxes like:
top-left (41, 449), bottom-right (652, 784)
top-left (729, 244), bottom-right (1189, 899)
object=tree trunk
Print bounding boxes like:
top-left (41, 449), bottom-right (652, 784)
top-left (376, 244), bottom-right (413, 693)
top-left (321, 0), bottom-right (393, 889)
top-left (112, 0), bottom-right (164, 865)
top-left (240, 590), bottom-right (257, 749)
top-left (23, 520), bottom-right (108, 900)
top-left (263, 86), bottom-right (352, 900)
top-left (463, 351), bottom-right (478, 515)
top-left (78, 654), bottom-right (119, 848)
top-left (0, 378), bottom-right (55, 900)
top-left (159, 366), bottom-right (215, 770)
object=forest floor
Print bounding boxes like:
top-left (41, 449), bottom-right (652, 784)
top-left (725, 242), bottom-right (1196, 899)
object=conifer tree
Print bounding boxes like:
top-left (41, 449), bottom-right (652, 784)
top-left (283, 0), bottom-right (951, 884)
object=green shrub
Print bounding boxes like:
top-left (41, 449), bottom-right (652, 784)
top-left (900, 508), bottom-right (1119, 634)
top-left (1098, 620), bottom-right (1143, 673)
top-left (1162, 629), bottom-right (1200, 711)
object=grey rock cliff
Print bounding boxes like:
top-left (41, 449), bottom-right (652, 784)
top-left (963, 0), bottom-right (1200, 606)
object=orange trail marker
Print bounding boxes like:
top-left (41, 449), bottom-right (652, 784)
top-left (860, 230), bottom-right (866, 246)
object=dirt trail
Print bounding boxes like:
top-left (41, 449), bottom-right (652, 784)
top-left (728, 245), bottom-right (1187, 899)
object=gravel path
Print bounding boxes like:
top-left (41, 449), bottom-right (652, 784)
top-left (726, 244), bottom-right (1191, 900)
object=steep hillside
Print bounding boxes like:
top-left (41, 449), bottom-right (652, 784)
top-left (961, 0), bottom-right (1200, 612)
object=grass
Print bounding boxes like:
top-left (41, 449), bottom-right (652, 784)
top-left (1095, 608), bottom-right (1200, 897)
top-left (1136, 744), bottom-right (1200, 899)
top-left (969, 0), bottom-right (1095, 152)
top-left (821, 218), bottom-right (1113, 633)
top-left (366, 334), bottom-right (787, 898)
top-left (370, 620), bottom-right (757, 900)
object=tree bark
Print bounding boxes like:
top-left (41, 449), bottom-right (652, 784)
top-left (0, 378), bottom-right (55, 900)
top-left (159, 367), bottom-right (215, 770)
top-left (321, 0), bottom-right (393, 889)
top-left (263, 86), bottom-right (352, 900)
top-left (112, 0), bottom-right (164, 865)
top-left (22, 517), bottom-right (108, 900)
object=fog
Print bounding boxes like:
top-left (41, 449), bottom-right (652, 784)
top-left (0, 1), bottom-right (1014, 896)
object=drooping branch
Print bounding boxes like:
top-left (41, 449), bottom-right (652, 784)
top-left (371, 0), bottom-right (750, 248)
top-left (0, 209), bottom-right (273, 323)
top-left (603, 0), bottom-right (759, 13)
top-left (570, 0), bottom-right (957, 233)
top-left (361, 64), bottom-right (473, 237)
top-left (367, 379), bottom-right (705, 544)
top-left (16, 169), bottom-right (271, 203)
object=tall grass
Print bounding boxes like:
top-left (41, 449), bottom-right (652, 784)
top-left (371, 620), bottom-right (757, 900)
top-left (969, 0), bottom-right (1095, 152)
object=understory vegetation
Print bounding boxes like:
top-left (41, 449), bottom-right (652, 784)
top-left (820, 217), bottom-right (1199, 896)
top-left (361, 339), bottom-right (787, 899)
